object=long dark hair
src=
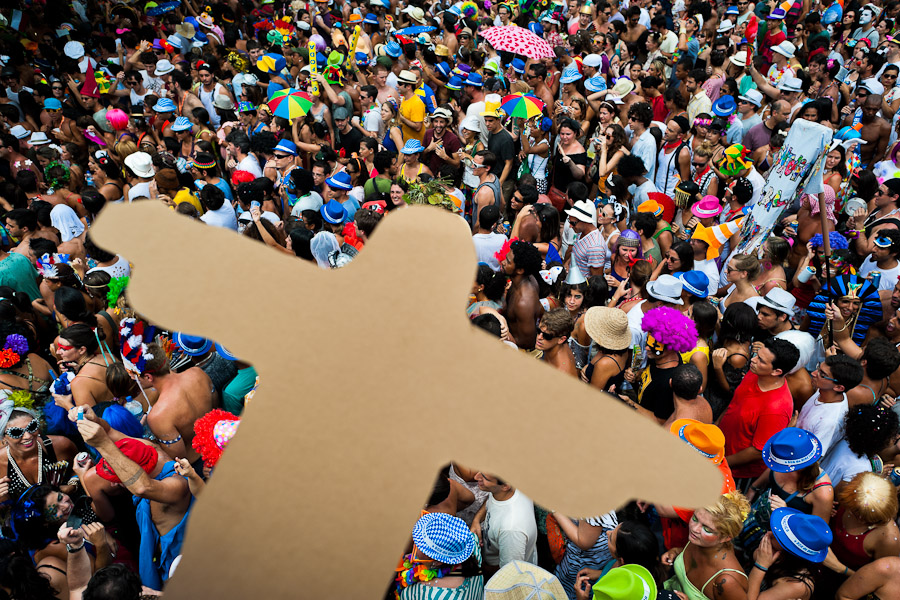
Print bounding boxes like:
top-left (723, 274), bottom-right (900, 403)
top-left (615, 520), bottom-right (665, 583)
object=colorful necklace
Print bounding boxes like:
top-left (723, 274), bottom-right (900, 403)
top-left (394, 555), bottom-right (452, 599)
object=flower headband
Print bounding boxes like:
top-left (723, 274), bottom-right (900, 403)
top-left (0, 334), bottom-right (28, 369)
top-left (693, 117), bottom-right (712, 128)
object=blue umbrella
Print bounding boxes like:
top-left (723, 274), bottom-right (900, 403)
top-left (146, 2), bottom-right (180, 17)
top-left (394, 25), bottom-right (436, 36)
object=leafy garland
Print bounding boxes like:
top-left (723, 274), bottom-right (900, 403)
top-left (402, 176), bottom-right (459, 213)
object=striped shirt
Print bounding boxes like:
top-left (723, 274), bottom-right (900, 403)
top-left (400, 536), bottom-right (484, 600)
top-left (556, 512), bottom-right (618, 600)
top-left (573, 228), bottom-right (607, 278)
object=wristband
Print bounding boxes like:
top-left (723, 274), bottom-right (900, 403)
top-left (753, 562), bottom-right (768, 572)
top-left (67, 542), bottom-right (85, 553)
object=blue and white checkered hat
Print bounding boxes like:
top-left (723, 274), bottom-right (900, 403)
top-left (412, 512), bottom-right (475, 565)
top-left (401, 139), bottom-right (425, 154)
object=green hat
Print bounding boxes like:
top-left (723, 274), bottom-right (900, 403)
top-left (375, 55), bottom-right (393, 69)
top-left (592, 565), bottom-right (657, 600)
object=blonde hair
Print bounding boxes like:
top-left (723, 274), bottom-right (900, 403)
top-left (114, 138), bottom-right (138, 162)
top-left (731, 253), bottom-right (761, 280)
top-left (694, 142), bottom-right (717, 160)
top-left (839, 472), bottom-right (898, 526)
top-left (703, 491), bottom-right (751, 540)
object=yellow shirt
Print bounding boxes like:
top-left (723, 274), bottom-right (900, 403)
top-left (400, 95), bottom-right (426, 143)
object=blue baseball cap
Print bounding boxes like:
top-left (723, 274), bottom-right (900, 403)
top-left (273, 140), bottom-right (298, 156)
top-left (153, 97), bottom-right (177, 113)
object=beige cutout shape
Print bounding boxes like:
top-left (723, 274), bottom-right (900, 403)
top-left (92, 203), bottom-right (721, 598)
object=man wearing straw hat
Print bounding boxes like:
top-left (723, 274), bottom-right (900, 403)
top-left (398, 69), bottom-right (427, 143)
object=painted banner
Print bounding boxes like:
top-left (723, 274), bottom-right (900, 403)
top-left (308, 40), bottom-right (319, 97)
top-left (734, 119), bottom-right (833, 256)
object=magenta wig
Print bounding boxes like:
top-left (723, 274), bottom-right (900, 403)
top-left (641, 306), bottom-right (698, 354)
top-left (106, 108), bottom-right (129, 131)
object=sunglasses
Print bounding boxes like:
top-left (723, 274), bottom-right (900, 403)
top-left (537, 329), bottom-right (559, 340)
top-left (52, 86), bottom-right (63, 91)
top-left (692, 161), bottom-right (707, 168)
top-left (6, 419), bottom-right (39, 439)
top-left (274, 154), bottom-right (291, 159)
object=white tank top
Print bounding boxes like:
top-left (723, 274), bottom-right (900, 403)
top-left (655, 142), bottom-right (685, 199)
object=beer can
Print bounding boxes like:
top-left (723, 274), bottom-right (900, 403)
top-left (870, 270), bottom-right (882, 289)
top-left (890, 466), bottom-right (900, 487)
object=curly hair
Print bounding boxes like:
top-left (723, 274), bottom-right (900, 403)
top-left (0, 541), bottom-right (58, 600)
top-left (845, 405), bottom-right (900, 459)
top-left (509, 241), bottom-right (542, 279)
top-left (641, 306), bottom-right (698, 354)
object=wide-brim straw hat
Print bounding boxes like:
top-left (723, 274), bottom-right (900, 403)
top-left (584, 307), bottom-right (632, 351)
top-left (485, 561), bottom-right (567, 600)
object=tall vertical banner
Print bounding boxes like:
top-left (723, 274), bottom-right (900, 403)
top-left (308, 40), bottom-right (319, 96)
top-left (734, 119), bottom-right (833, 256)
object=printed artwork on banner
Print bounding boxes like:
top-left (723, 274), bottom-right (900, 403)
top-left (735, 119), bottom-right (832, 257)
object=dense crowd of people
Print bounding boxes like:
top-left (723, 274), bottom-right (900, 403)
top-left (4, 0), bottom-right (900, 598)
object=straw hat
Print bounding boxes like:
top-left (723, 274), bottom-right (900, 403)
top-left (485, 561), bottom-right (567, 600)
top-left (584, 307), bottom-right (632, 351)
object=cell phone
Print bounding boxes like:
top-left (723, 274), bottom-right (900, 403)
top-left (836, 66), bottom-right (850, 84)
top-left (66, 514), bottom-right (83, 529)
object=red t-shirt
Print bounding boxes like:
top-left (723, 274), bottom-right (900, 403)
top-left (718, 372), bottom-right (793, 479)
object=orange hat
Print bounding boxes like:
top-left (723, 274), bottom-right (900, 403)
top-left (637, 199), bottom-right (663, 217)
top-left (691, 218), bottom-right (744, 260)
top-left (670, 419), bottom-right (736, 522)
top-left (671, 419), bottom-right (726, 464)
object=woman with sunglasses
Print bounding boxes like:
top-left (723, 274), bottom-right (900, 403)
top-left (345, 158), bottom-right (370, 207)
top-left (879, 65), bottom-right (900, 120)
top-left (592, 123), bottom-right (629, 195)
top-left (0, 399), bottom-right (78, 504)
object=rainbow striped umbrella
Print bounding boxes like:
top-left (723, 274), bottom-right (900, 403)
top-left (266, 89), bottom-right (313, 121)
top-left (500, 94), bottom-right (545, 119)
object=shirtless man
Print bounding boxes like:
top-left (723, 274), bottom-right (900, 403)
top-left (621, 6), bottom-right (646, 44)
top-left (5, 208), bottom-right (39, 256)
top-left (527, 64), bottom-right (555, 112)
top-left (169, 70), bottom-right (204, 118)
top-left (76, 416), bottom-right (191, 591)
top-left (472, 151), bottom-right (501, 231)
top-left (664, 364), bottom-right (713, 427)
top-left (536, 309), bottom-right (578, 376)
top-left (501, 241), bottom-right (544, 350)
top-left (372, 62), bottom-right (400, 104)
top-left (138, 343), bottom-right (215, 463)
top-left (837, 557), bottom-right (900, 600)
top-left (841, 94), bottom-right (890, 169)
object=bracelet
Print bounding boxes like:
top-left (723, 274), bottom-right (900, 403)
top-left (66, 542), bottom-right (85, 553)
top-left (842, 566), bottom-right (849, 576)
top-left (753, 563), bottom-right (768, 572)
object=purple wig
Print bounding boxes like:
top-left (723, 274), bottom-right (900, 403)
top-left (615, 229), bottom-right (643, 259)
top-left (641, 306), bottom-right (698, 354)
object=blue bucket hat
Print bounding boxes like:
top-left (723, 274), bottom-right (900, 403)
top-left (325, 170), bottom-right (353, 191)
top-left (274, 140), bottom-right (298, 156)
top-left (214, 342), bottom-right (237, 361)
top-left (321, 199), bottom-right (346, 224)
top-left (43, 98), bottom-right (63, 110)
top-left (355, 52), bottom-right (369, 66)
top-left (173, 332), bottom-right (212, 356)
top-left (726, 6), bottom-right (739, 15)
top-left (435, 61), bottom-right (452, 79)
top-left (510, 57), bottom-right (526, 74)
top-left (171, 116), bottom-right (193, 132)
top-left (364, 13), bottom-right (378, 25)
top-left (464, 72), bottom-right (483, 88)
top-left (678, 271), bottom-right (710, 299)
top-left (560, 65), bottom-right (582, 84)
top-left (446, 75), bottom-right (464, 91)
top-left (401, 139), bottom-right (425, 154)
top-left (385, 41), bottom-right (402, 58)
top-left (770, 508), bottom-right (832, 563)
top-left (153, 97), bottom-right (177, 113)
top-left (585, 74), bottom-right (607, 92)
top-left (762, 427), bottom-right (822, 473)
top-left (411, 512), bottom-right (476, 565)
top-left (712, 95), bottom-right (737, 117)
